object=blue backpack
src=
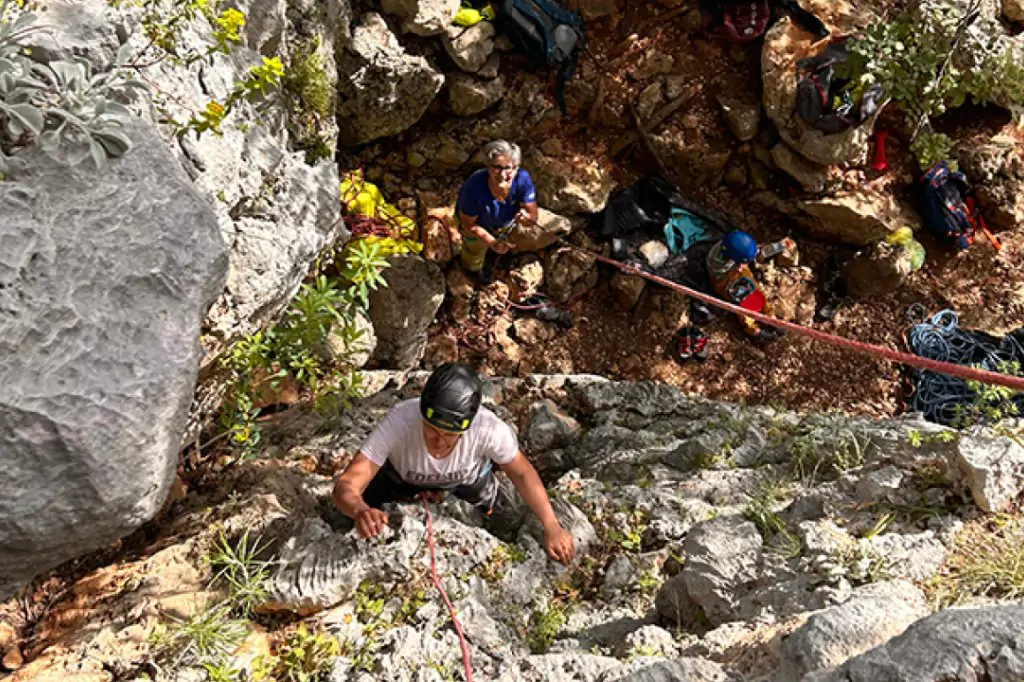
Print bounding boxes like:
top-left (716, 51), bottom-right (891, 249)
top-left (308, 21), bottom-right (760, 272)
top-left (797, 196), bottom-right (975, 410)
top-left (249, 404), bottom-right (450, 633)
top-left (497, 0), bottom-right (585, 113)
top-left (918, 161), bottom-right (978, 251)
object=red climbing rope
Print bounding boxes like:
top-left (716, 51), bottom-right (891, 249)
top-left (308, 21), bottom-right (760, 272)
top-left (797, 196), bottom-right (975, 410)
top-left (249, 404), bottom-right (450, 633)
top-left (421, 496), bottom-right (474, 681)
top-left (552, 238), bottom-right (1024, 393)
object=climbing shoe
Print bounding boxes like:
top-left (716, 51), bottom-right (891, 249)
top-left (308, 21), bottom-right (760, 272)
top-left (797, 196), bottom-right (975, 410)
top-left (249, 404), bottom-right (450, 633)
top-left (672, 326), bottom-right (709, 363)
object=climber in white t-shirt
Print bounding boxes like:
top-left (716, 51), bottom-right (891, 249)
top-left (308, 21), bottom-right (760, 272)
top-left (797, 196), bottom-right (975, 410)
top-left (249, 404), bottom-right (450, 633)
top-left (332, 363), bottom-right (575, 565)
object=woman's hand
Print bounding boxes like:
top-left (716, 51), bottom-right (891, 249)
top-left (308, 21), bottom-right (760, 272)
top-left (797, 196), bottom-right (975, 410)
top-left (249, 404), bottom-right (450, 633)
top-left (490, 239), bottom-right (512, 254)
top-left (355, 508), bottom-right (389, 539)
top-left (543, 523), bottom-right (575, 565)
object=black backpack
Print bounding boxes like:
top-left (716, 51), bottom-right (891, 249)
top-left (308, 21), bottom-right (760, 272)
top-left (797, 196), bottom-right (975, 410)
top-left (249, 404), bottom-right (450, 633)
top-left (496, 0), bottom-right (585, 113)
top-left (796, 38), bottom-right (883, 134)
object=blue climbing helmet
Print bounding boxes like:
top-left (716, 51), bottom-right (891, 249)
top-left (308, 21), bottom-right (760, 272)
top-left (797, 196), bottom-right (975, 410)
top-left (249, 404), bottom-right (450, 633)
top-left (722, 230), bottom-right (758, 263)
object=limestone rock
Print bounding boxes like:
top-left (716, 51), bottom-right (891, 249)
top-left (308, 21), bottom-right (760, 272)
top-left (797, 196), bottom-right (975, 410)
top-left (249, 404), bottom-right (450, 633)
top-left (1005, 0), bottom-right (1024, 20)
top-left (772, 143), bottom-right (830, 192)
top-left (25, 0), bottom-right (129, 65)
top-left (232, 0), bottom-right (288, 56)
top-left (336, 13), bottom-right (445, 145)
top-left (717, 94), bottom-right (762, 142)
top-left (381, 0), bottom-right (460, 36)
top-left (478, 52), bottom-right (501, 80)
top-left (639, 241), bottom-right (670, 268)
top-left (420, 207), bottom-right (460, 267)
top-left (423, 329), bottom-right (459, 368)
top-left (606, 658), bottom-right (735, 682)
top-left (367, 254), bottom-right (446, 370)
top-left (519, 498), bottom-right (598, 562)
top-left (613, 626), bottom-right (679, 659)
top-left (527, 150), bottom-right (617, 215)
top-left (448, 73), bottom-right (506, 116)
top-left (805, 604), bottom-right (1024, 682)
top-left (762, 19), bottom-right (880, 165)
top-left (317, 310), bottom-right (377, 369)
top-left (509, 259), bottom-right (545, 298)
top-left (443, 20), bottom-right (495, 73)
top-left (611, 272), bottom-right (646, 311)
top-left (545, 242), bottom-right (599, 301)
top-left (842, 241), bottom-right (914, 298)
top-left (955, 432), bottom-right (1024, 512)
top-left (524, 400), bottom-right (581, 453)
top-left (204, 154), bottom-right (345, 343)
top-left (508, 207), bottom-right (573, 253)
top-left (663, 517), bottom-right (763, 627)
top-left (955, 136), bottom-right (1024, 230)
top-left (0, 123), bottom-right (227, 599)
top-left (777, 580), bottom-right (927, 679)
top-left (513, 318), bottom-right (557, 345)
top-left (791, 188), bottom-right (919, 246)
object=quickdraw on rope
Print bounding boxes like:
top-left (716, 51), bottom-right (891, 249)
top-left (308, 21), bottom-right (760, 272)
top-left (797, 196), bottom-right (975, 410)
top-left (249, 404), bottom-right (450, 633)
top-left (421, 495), bottom-right (474, 681)
top-left (546, 235), bottom-right (1024, 394)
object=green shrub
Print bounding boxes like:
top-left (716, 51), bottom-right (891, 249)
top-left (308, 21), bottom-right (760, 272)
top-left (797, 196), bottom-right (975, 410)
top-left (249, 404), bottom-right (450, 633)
top-left (840, 0), bottom-right (1024, 167)
top-left (219, 240), bottom-right (390, 458)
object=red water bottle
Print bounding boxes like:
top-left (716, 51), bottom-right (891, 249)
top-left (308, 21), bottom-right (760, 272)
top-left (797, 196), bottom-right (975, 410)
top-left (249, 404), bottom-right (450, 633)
top-left (871, 129), bottom-right (889, 172)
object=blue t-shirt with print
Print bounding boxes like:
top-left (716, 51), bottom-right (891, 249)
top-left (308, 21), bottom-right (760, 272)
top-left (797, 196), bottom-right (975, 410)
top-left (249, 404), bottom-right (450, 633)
top-left (456, 168), bottom-right (537, 232)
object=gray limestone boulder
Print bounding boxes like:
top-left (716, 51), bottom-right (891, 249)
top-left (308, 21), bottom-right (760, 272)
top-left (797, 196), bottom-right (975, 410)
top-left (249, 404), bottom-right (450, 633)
top-left (448, 73), bottom-right (507, 116)
top-left (803, 604), bottom-right (1024, 682)
top-left (367, 254), bottom-right (446, 370)
top-left (778, 580), bottom-right (927, 679)
top-left (954, 431), bottom-right (1024, 512)
top-left (336, 13), bottom-right (445, 145)
top-left (381, 0), bottom-right (460, 35)
top-left (523, 399), bottom-right (582, 454)
top-left (0, 122), bottom-right (227, 599)
top-left (602, 658), bottom-right (737, 682)
top-left (678, 517), bottom-right (764, 625)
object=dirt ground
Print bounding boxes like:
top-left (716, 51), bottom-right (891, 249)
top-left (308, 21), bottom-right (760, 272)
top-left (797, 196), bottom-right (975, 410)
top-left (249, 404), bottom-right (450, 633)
top-left (363, 0), bottom-right (1024, 419)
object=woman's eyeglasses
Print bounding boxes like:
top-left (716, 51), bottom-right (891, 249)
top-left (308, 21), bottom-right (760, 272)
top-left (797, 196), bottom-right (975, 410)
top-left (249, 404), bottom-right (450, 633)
top-left (489, 164), bottom-right (517, 172)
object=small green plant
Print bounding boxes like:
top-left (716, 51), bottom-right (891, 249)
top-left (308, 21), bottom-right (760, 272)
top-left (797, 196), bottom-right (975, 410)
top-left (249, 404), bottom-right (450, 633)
top-left (953, 360), bottom-right (1023, 430)
top-left (260, 623), bottom-right (340, 682)
top-left (206, 529), bottom-right (271, 617)
top-left (603, 508), bottom-right (648, 554)
top-left (931, 515), bottom-right (1024, 607)
top-left (818, 540), bottom-right (892, 587)
top-left (526, 602), bottom-right (567, 654)
top-left (744, 482), bottom-right (802, 558)
top-left (283, 37), bottom-right (334, 164)
top-left (628, 643), bottom-right (661, 659)
top-left (355, 580), bottom-right (387, 622)
top-left (634, 567), bottom-right (660, 597)
top-left (0, 1), bottom-right (146, 173)
top-left (149, 603), bottom-right (248, 671)
top-left (787, 421), bottom-right (870, 485)
top-left (839, 0), bottom-right (1024, 168)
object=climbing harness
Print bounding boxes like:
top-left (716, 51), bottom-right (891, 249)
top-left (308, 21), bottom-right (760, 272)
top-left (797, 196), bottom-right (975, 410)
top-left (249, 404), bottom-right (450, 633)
top-left (421, 495), bottom-right (474, 681)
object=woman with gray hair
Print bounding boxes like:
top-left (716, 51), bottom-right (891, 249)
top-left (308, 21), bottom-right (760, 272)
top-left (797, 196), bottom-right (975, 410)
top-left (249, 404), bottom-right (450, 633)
top-left (455, 140), bottom-right (539, 283)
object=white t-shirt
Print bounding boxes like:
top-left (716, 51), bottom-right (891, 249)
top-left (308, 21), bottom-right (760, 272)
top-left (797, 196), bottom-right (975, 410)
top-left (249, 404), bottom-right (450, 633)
top-left (360, 399), bottom-right (519, 487)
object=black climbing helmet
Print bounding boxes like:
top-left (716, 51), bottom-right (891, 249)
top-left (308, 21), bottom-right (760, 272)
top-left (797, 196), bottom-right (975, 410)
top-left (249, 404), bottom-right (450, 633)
top-left (420, 363), bottom-right (483, 433)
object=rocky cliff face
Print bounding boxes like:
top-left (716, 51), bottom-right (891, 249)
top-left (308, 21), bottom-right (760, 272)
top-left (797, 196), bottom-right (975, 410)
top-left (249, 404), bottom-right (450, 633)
top-left (10, 374), bottom-right (1024, 681)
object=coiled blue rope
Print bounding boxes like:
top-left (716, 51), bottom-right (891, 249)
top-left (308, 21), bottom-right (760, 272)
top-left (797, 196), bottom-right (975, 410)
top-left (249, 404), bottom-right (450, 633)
top-left (906, 306), bottom-right (1024, 425)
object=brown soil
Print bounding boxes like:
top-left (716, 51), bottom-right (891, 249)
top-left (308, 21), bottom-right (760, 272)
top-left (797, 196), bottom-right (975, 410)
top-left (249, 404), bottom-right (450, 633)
top-left (356, 1), bottom-right (1024, 419)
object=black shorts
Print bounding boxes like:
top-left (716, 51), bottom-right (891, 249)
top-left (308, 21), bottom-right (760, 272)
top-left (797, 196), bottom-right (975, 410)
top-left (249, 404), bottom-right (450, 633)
top-left (362, 461), bottom-right (498, 510)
